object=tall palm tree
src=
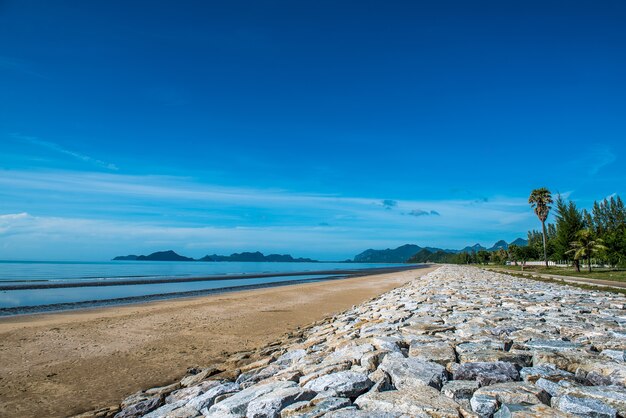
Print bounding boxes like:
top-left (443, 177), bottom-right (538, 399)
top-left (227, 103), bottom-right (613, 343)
top-left (529, 188), bottom-right (553, 267)
top-left (567, 229), bottom-right (607, 272)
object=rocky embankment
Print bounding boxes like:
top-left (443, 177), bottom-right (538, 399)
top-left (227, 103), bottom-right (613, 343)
top-left (87, 266), bottom-right (626, 417)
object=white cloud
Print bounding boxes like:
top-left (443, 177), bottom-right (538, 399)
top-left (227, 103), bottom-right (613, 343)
top-left (0, 169), bottom-right (538, 260)
top-left (588, 145), bottom-right (616, 176)
top-left (9, 133), bottom-right (119, 170)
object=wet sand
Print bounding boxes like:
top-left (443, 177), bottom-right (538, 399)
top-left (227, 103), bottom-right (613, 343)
top-left (0, 266), bottom-right (436, 418)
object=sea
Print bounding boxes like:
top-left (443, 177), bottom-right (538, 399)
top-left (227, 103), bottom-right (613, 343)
top-left (0, 260), bottom-right (415, 316)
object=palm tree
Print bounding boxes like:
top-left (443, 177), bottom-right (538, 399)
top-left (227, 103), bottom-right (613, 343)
top-left (529, 188), bottom-right (553, 267)
top-left (567, 229), bottom-right (607, 272)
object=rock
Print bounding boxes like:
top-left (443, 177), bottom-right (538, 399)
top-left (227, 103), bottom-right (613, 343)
top-left (470, 394), bottom-right (499, 418)
top-left (402, 323), bottom-right (456, 335)
top-left (299, 362), bottom-right (352, 386)
top-left (274, 349), bottom-right (307, 366)
top-left (302, 371), bottom-right (373, 398)
top-left (323, 409), bottom-right (406, 417)
top-left (457, 350), bottom-right (532, 368)
top-left (280, 397), bottom-right (351, 417)
top-left (166, 380), bottom-right (221, 404)
top-left (212, 368), bottom-right (242, 382)
top-left (180, 367), bottom-right (220, 387)
top-left (355, 386), bottom-right (460, 417)
top-left (246, 386), bottom-right (316, 418)
top-left (360, 350), bottom-right (388, 372)
top-left (441, 380), bottom-right (480, 402)
top-left (519, 364), bottom-right (575, 384)
top-left (207, 381), bottom-right (296, 417)
top-left (408, 340), bottom-right (456, 366)
top-left (368, 372), bottom-right (395, 394)
top-left (74, 406), bottom-right (121, 418)
top-left (601, 350), bottom-right (626, 363)
top-left (186, 382), bottom-right (240, 412)
top-left (114, 397), bottom-right (162, 418)
top-left (241, 358), bottom-right (276, 375)
top-left (453, 362), bottom-right (519, 386)
top-left (144, 382), bottom-right (182, 398)
top-left (575, 360), bottom-right (626, 386)
top-left (237, 363), bottom-right (290, 387)
top-left (456, 340), bottom-right (512, 354)
top-left (118, 382), bottom-right (180, 413)
top-left (534, 377), bottom-right (580, 398)
top-left (493, 403), bottom-right (570, 417)
top-left (214, 392), bottom-right (237, 405)
top-left (160, 405), bottom-right (201, 417)
top-left (524, 339), bottom-right (583, 352)
top-left (369, 336), bottom-right (403, 353)
top-left (534, 378), bottom-right (561, 398)
top-left (490, 327), bottom-right (520, 337)
top-left (141, 400), bottom-right (188, 418)
top-left (253, 369), bottom-right (302, 387)
top-left (278, 401), bottom-right (310, 417)
top-left (560, 385), bottom-right (626, 416)
top-left (322, 344), bottom-right (375, 367)
top-left (532, 349), bottom-right (592, 372)
top-left (471, 382), bottom-right (550, 406)
top-left (378, 354), bottom-right (448, 390)
top-left (552, 394), bottom-right (617, 417)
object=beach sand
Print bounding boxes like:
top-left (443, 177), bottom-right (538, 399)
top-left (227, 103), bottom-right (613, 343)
top-left (0, 266), bottom-right (435, 418)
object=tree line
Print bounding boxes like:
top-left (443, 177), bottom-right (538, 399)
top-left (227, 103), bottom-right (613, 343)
top-left (408, 189), bottom-right (626, 271)
top-left (525, 189), bottom-right (625, 271)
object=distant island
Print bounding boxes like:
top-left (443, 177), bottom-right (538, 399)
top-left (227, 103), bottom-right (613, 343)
top-left (352, 238), bottom-right (527, 263)
top-left (115, 238), bottom-right (527, 263)
top-left (113, 250), bottom-right (194, 262)
top-left (113, 250), bottom-right (318, 262)
top-left (198, 252), bottom-right (317, 262)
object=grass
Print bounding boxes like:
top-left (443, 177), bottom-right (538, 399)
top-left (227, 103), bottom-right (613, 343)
top-left (485, 264), bottom-right (626, 283)
top-left (482, 268), bottom-right (626, 296)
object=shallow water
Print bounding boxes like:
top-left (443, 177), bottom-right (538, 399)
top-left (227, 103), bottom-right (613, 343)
top-left (0, 260), bottom-right (412, 314)
top-left (0, 260), bottom-right (397, 283)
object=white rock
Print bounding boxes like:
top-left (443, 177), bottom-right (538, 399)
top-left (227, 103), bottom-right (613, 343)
top-left (302, 371), bottom-right (373, 398)
top-left (207, 381), bottom-right (296, 417)
top-left (378, 354), bottom-right (447, 390)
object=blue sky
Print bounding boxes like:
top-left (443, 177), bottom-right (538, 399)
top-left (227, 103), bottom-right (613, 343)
top-left (1, 0), bottom-right (625, 260)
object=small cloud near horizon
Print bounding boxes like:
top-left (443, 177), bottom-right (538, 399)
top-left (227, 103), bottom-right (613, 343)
top-left (381, 199), bottom-right (397, 210)
top-left (406, 209), bottom-right (440, 217)
top-left (9, 133), bottom-right (119, 171)
top-left (588, 146), bottom-right (616, 176)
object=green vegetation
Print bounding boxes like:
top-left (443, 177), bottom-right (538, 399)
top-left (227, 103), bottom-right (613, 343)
top-left (408, 190), bottom-right (626, 275)
top-left (407, 248), bottom-right (501, 265)
top-left (528, 188), bottom-right (553, 267)
top-left (531, 192), bottom-right (626, 269)
top-left (567, 229), bottom-right (607, 272)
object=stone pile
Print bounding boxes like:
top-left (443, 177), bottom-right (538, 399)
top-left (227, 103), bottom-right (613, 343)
top-left (110, 266), bottom-right (626, 417)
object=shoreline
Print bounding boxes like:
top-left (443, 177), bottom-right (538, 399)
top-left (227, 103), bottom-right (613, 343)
top-left (0, 276), bottom-right (338, 317)
top-left (0, 265), bottom-right (420, 317)
top-left (0, 266), bottom-right (435, 417)
top-left (0, 265), bottom-right (416, 290)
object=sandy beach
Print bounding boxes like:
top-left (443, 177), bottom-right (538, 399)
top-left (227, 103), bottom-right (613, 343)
top-left (0, 266), bottom-right (435, 418)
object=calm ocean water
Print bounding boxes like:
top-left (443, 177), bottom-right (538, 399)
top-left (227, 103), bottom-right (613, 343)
top-left (0, 261), bottom-right (412, 315)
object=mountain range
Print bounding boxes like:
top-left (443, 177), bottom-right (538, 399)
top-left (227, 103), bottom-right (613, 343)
top-left (113, 250), bottom-right (317, 262)
top-left (352, 238), bottom-right (527, 263)
top-left (114, 238), bottom-right (528, 263)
